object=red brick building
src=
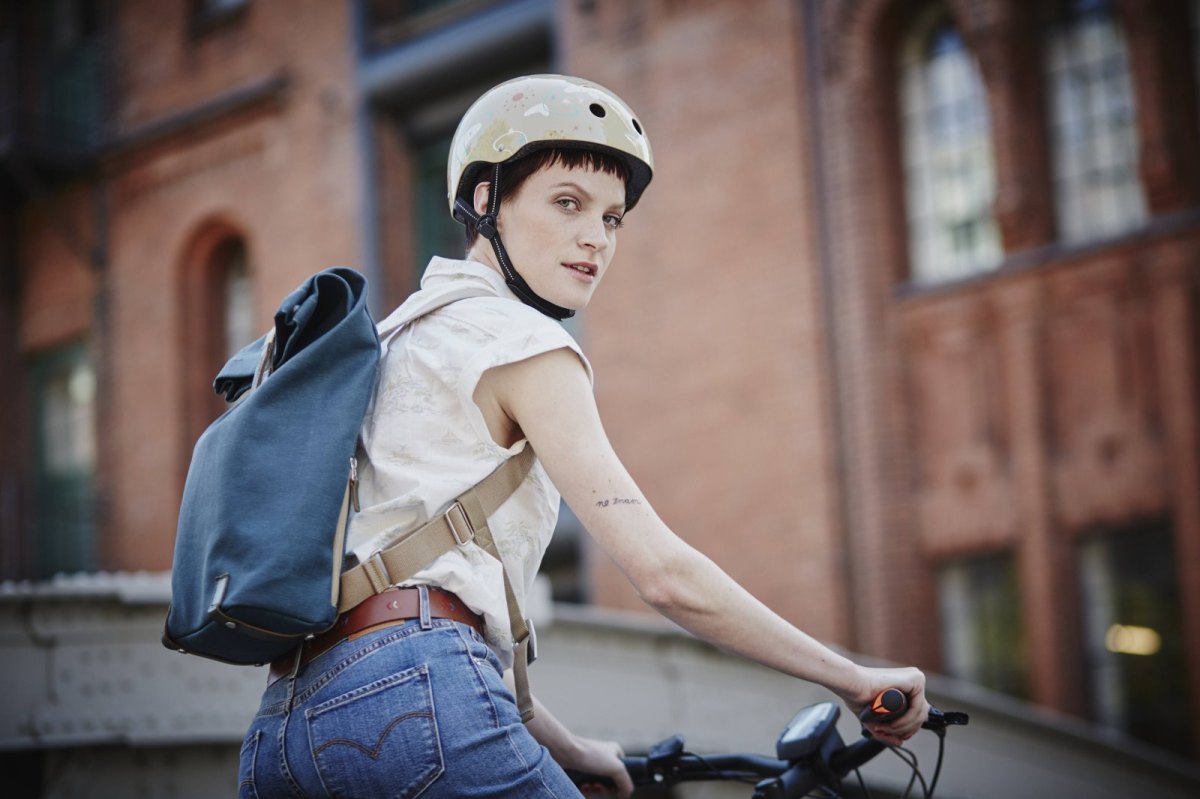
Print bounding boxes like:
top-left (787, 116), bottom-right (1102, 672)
top-left (802, 0), bottom-right (1200, 759)
top-left (3, 0), bottom-right (1198, 765)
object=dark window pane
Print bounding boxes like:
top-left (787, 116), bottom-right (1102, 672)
top-left (31, 342), bottom-right (96, 577)
top-left (1193, 0), bottom-right (1200, 126)
top-left (1078, 525), bottom-right (1191, 756)
top-left (413, 135), bottom-right (462, 289)
top-left (939, 552), bottom-right (1029, 699)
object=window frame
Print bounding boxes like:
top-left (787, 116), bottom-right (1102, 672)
top-left (30, 340), bottom-right (97, 578)
top-left (1042, 0), bottom-right (1147, 245)
top-left (937, 549), bottom-right (1030, 699)
top-left (896, 3), bottom-right (1002, 285)
top-left (1192, 0), bottom-right (1200, 124)
top-left (1077, 523), bottom-right (1191, 756)
top-left (189, 0), bottom-right (250, 38)
top-left (179, 225), bottom-right (258, 452)
top-left (365, 0), bottom-right (497, 51)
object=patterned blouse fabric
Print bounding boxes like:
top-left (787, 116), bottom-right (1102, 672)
top-left (345, 256), bottom-right (592, 668)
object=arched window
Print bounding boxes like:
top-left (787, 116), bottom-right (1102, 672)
top-left (899, 5), bottom-right (1001, 284)
top-left (1044, 0), bottom-right (1146, 244)
top-left (181, 229), bottom-right (257, 447)
top-left (205, 237), bottom-right (255, 423)
top-left (218, 239), bottom-right (254, 360)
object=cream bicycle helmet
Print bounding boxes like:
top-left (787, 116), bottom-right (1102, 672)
top-left (447, 74), bottom-right (653, 319)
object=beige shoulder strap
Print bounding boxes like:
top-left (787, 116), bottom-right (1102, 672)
top-left (336, 446), bottom-right (538, 721)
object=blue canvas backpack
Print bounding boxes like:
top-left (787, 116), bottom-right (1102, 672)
top-left (163, 268), bottom-right (381, 665)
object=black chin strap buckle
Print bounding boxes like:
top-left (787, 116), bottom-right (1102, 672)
top-left (476, 214), bottom-right (498, 241)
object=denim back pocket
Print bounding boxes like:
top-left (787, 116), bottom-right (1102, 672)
top-left (305, 664), bottom-right (444, 799)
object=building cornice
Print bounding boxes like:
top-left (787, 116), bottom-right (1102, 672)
top-left (103, 72), bottom-right (291, 166)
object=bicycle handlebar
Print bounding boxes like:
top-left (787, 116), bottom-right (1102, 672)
top-left (622, 752), bottom-right (788, 783)
top-left (753, 737), bottom-right (889, 799)
top-left (567, 690), bottom-right (969, 798)
top-left (569, 742), bottom-right (887, 797)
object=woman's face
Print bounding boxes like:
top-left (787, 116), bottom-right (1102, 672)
top-left (473, 162), bottom-right (627, 311)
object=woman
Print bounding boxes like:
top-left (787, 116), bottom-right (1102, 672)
top-left (239, 75), bottom-right (929, 799)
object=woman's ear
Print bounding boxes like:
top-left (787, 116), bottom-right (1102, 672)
top-left (473, 181), bottom-right (491, 216)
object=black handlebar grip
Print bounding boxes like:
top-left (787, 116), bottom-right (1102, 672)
top-left (564, 769), bottom-right (616, 789)
top-left (565, 757), bottom-right (650, 790)
top-left (857, 688), bottom-right (907, 724)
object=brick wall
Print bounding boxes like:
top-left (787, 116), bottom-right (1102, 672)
top-left (561, 0), bottom-right (850, 645)
top-left (815, 0), bottom-right (1200, 746)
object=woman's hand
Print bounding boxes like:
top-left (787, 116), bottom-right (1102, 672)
top-left (562, 735), bottom-right (633, 799)
top-left (516, 688), bottom-right (632, 797)
top-left (835, 665), bottom-right (930, 747)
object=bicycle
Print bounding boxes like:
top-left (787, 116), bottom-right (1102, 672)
top-left (569, 689), bottom-right (970, 798)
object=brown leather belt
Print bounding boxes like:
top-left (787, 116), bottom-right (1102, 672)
top-left (267, 587), bottom-right (483, 685)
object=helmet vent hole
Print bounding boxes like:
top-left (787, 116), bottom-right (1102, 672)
top-left (632, 118), bottom-right (643, 135)
top-left (589, 103), bottom-right (607, 118)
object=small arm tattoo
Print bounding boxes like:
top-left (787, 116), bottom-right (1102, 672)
top-left (595, 497), bottom-right (643, 508)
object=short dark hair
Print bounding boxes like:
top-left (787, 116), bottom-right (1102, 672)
top-left (462, 148), bottom-right (632, 249)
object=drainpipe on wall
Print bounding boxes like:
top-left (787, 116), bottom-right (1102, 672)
top-left (90, 177), bottom-right (111, 570)
top-left (797, 0), bottom-right (859, 652)
top-left (350, 0), bottom-right (385, 320)
top-left (0, 210), bottom-right (26, 579)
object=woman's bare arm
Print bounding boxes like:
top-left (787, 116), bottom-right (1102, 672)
top-left (477, 348), bottom-right (928, 742)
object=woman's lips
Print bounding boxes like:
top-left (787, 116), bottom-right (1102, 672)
top-left (563, 262), bottom-right (598, 282)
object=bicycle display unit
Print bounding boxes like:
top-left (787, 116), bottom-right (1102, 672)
top-left (570, 690), bottom-right (970, 799)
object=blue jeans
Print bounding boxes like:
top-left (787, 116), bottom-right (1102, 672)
top-left (238, 604), bottom-right (583, 798)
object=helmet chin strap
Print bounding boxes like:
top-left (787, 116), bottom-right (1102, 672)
top-left (453, 164), bottom-right (575, 321)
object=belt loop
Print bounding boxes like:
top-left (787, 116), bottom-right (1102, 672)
top-left (418, 585), bottom-right (433, 630)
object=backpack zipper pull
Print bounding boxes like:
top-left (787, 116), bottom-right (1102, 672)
top-left (349, 456), bottom-right (361, 512)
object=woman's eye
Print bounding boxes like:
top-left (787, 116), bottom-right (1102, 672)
top-left (604, 214), bottom-right (625, 230)
top-left (556, 198), bottom-right (579, 211)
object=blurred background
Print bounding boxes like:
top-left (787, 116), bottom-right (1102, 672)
top-left (2, 0), bottom-right (1200, 796)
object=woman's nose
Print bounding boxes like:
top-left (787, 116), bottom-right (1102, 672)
top-left (579, 217), bottom-right (609, 251)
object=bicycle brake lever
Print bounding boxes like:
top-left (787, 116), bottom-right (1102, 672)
top-left (647, 734), bottom-right (685, 766)
top-left (922, 706), bottom-right (969, 729)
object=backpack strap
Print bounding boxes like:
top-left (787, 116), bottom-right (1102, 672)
top-left (338, 279), bottom-right (541, 721)
top-left (336, 445), bottom-right (539, 721)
